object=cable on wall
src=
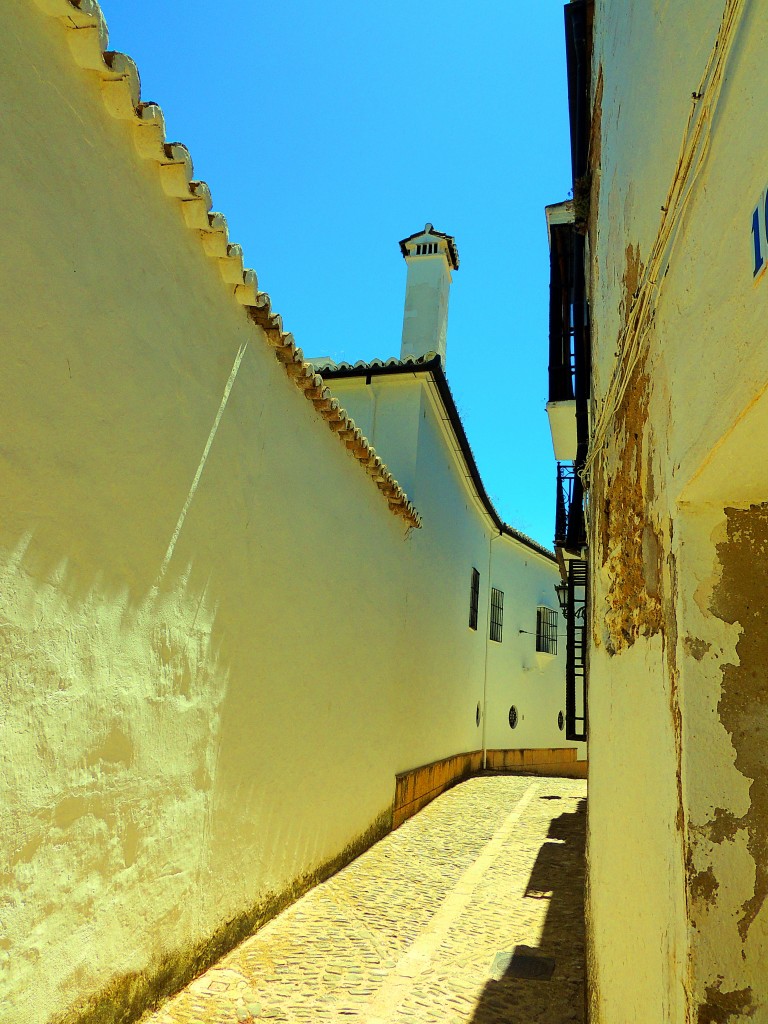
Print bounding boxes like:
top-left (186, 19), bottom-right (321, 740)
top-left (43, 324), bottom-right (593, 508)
top-left (582, 0), bottom-right (747, 485)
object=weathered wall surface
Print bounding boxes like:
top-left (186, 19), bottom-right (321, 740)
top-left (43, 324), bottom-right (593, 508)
top-left (587, 0), bottom-right (768, 1020)
top-left (0, 6), bottom-right (477, 1023)
top-left (333, 376), bottom-right (579, 762)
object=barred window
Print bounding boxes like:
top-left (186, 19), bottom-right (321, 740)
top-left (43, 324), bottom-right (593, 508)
top-left (490, 587), bottom-right (504, 643)
top-left (536, 606), bottom-right (558, 654)
top-left (469, 568), bottom-right (480, 630)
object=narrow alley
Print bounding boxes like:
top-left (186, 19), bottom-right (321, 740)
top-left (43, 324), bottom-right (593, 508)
top-left (143, 775), bottom-right (586, 1024)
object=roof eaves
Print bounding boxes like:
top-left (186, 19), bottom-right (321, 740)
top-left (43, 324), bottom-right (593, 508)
top-left (38, 0), bottom-right (420, 530)
top-left (311, 353), bottom-right (442, 377)
top-left (319, 357), bottom-right (556, 561)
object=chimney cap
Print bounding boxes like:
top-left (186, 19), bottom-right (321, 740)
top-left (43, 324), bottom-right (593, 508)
top-left (399, 224), bottom-right (459, 270)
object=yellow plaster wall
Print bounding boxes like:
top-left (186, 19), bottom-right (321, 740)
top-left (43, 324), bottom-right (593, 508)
top-left (588, 1), bottom-right (768, 1019)
top-left (0, 6), bottom-right (475, 1022)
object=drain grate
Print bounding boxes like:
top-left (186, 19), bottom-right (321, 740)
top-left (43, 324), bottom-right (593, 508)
top-left (490, 950), bottom-right (556, 981)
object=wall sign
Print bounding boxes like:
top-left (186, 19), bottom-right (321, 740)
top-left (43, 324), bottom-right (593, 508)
top-left (751, 193), bottom-right (768, 278)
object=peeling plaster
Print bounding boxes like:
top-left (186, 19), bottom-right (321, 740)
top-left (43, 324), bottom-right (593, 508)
top-left (707, 808), bottom-right (743, 846)
top-left (710, 504), bottom-right (768, 942)
top-left (689, 866), bottom-right (719, 907)
top-left (698, 981), bottom-right (754, 1024)
top-left (684, 635), bottom-right (712, 662)
top-left (663, 545), bottom-right (685, 841)
top-left (598, 367), bottom-right (664, 655)
top-left (620, 243), bottom-right (642, 325)
top-left (594, 245), bottom-right (670, 656)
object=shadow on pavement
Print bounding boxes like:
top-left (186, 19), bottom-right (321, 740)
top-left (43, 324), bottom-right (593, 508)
top-left (471, 795), bottom-right (587, 1024)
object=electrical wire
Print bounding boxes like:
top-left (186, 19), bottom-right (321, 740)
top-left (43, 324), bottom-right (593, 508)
top-left (582, 0), bottom-right (747, 485)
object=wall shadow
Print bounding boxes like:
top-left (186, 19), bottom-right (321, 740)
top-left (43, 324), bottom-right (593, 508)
top-left (471, 795), bottom-right (587, 1023)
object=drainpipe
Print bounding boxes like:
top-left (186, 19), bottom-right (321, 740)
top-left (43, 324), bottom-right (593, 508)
top-left (481, 531), bottom-right (501, 770)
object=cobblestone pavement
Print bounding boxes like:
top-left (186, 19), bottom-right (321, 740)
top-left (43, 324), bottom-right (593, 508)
top-left (143, 774), bottom-right (586, 1024)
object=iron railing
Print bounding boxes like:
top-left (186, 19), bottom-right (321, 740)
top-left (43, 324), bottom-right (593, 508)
top-left (555, 463), bottom-right (586, 553)
top-left (565, 559), bottom-right (588, 742)
top-left (555, 463), bottom-right (573, 547)
top-left (548, 223), bottom-right (576, 404)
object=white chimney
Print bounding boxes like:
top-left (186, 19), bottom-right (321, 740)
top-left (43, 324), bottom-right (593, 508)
top-left (399, 223), bottom-right (459, 364)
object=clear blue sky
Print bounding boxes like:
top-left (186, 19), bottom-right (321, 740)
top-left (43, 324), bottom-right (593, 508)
top-left (102, 1), bottom-right (571, 548)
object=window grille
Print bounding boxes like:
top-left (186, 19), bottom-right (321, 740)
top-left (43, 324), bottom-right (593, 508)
top-left (490, 587), bottom-right (504, 642)
top-left (536, 606), bottom-right (558, 654)
top-left (469, 568), bottom-right (480, 630)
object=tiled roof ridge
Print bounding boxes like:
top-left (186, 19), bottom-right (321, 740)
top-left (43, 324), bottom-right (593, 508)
top-left (35, 0), bottom-right (420, 530)
top-left (311, 354), bottom-right (437, 372)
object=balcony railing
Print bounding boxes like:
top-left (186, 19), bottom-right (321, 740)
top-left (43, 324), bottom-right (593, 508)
top-left (555, 462), bottom-right (586, 554)
top-left (565, 559), bottom-right (588, 742)
top-left (555, 463), bottom-right (572, 547)
top-left (548, 221), bottom-right (576, 406)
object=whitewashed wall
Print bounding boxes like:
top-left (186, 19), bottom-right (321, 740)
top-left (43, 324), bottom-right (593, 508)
top-left (587, 1), bottom-right (768, 1020)
top-left (0, 7), bottom-right (472, 1022)
top-left (334, 376), bottom-right (582, 762)
top-left (484, 540), bottom-right (577, 754)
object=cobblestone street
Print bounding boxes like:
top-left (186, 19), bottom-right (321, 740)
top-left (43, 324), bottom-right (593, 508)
top-left (143, 775), bottom-right (586, 1024)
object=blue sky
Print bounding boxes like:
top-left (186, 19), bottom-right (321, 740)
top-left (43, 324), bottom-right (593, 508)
top-left (102, 1), bottom-right (571, 547)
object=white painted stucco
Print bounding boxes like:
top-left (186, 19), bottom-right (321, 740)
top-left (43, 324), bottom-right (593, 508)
top-left (333, 374), bottom-right (584, 762)
top-left (585, 1), bottom-right (768, 1020)
top-left (545, 400), bottom-right (577, 461)
top-left (400, 229), bottom-right (454, 363)
top-left (1, 6), bottom-right (578, 1023)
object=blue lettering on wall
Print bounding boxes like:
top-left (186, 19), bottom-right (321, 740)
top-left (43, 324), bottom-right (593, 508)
top-left (752, 204), bottom-right (763, 278)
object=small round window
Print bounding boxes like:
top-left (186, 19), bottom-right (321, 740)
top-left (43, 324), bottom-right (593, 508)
top-left (508, 705), bottom-right (519, 730)
top-left (558, 711), bottom-right (565, 732)
top-left (476, 702), bottom-right (481, 727)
